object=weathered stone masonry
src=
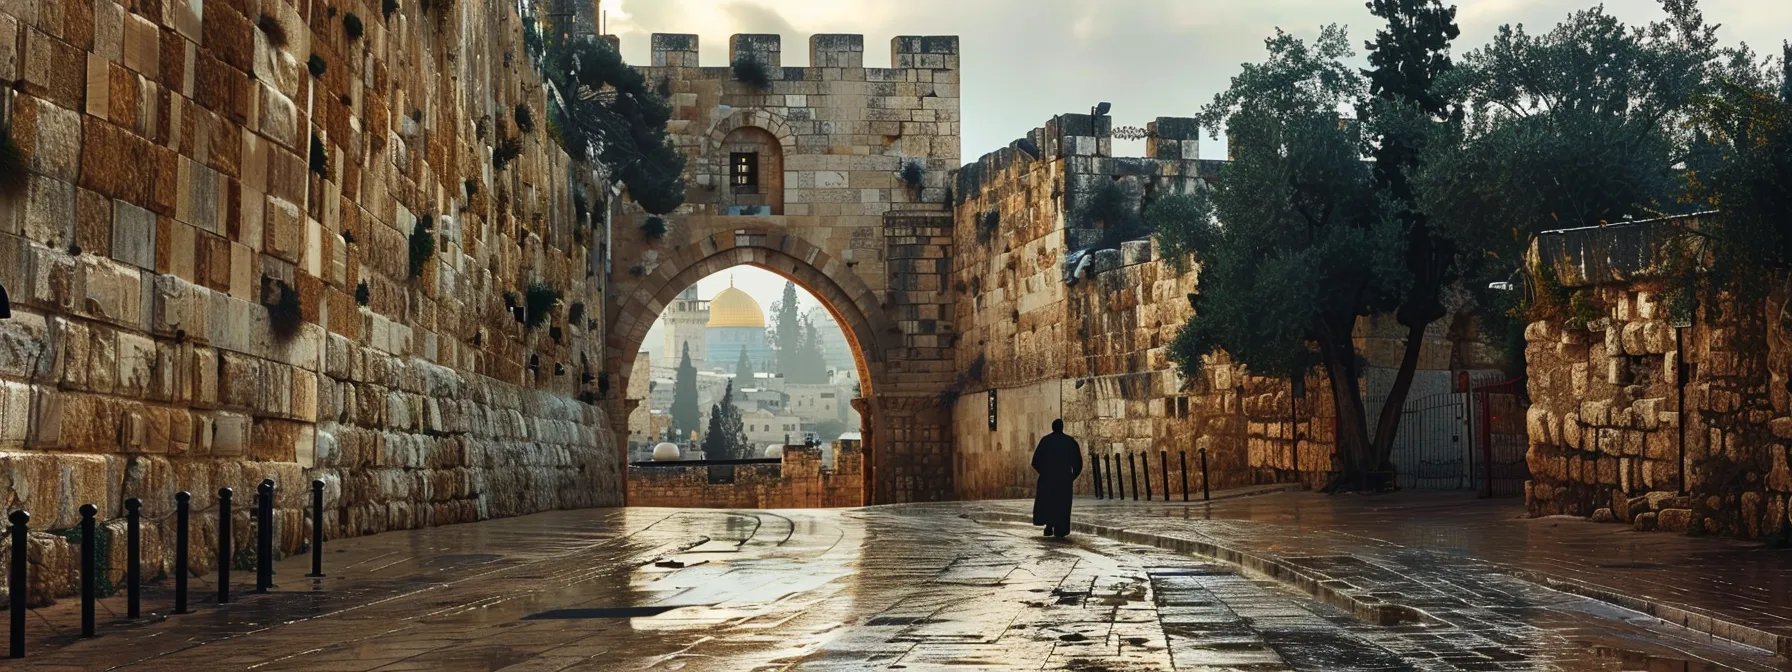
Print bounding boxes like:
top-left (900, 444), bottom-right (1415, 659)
top-left (947, 116), bottom-right (1498, 500)
top-left (0, 0), bottom-right (618, 604)
top-left (1524, 216), bottom-right (1792, 540)
top-left (605, 33), bottom-right (961, 504)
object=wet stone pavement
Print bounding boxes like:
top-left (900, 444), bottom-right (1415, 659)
top-left (12, 504), bottom-right (1790, 671)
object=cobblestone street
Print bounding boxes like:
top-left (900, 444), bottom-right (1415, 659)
top-left (10, 499), bottom-right (1787, 671)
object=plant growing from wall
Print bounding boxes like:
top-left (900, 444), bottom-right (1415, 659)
top-left (407, 215), bottom-right (435, 278)
top-left (307, 53), bottom-right (326, 77)
top-left (545, 40), bottom-right (686, 215)
top-left (265, 278), bottom-right (304, 342)
top-left (1079, 180), bottom-right (1146, 251)
top-left (0, 132), bottom-right (26, 198)
top-left (382, 0), bottom-right (398, 19)
top-left (731, 57), bottom-right (772, 90)
top-left (464, 177), bottom-right (478, 197)
top-left (514, 103), bottom-right (535, 134)
top-left (567, 302), bottom-right (585, 325)
top-left (492, 138), bottom-right (522, 171)
top-left (355, 280), bottom-right (371, 306)
top-left (257, 14), bottom-right (287, 47)
top-left (900, 160), bottom-right (925, 191)
top-left (343, 12), bottom-right (364, 40)
top-left (640, 215), bottom-right (666, 242)
top-left (309, 133), bottom-right (329, 178)
top-left (976, 209), bottom-right (1000, 245)
top-left (523, 281), bottom-right (562, 330)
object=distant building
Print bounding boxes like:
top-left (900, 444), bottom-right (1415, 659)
top-left (707, 282), bottom-right (774, 372)
top-left (786, 384), bottom-right (843, 424)
top-left (741, 409), bottom-right (802, 447)
top-left (805, 307), bottom-right (855, 373)
top-left (661, 286), bottom-right (710, 369)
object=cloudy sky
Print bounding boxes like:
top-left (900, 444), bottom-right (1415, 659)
top-left (605, 0), bottom-right (1790, 160)
top-left (629, 0), bottom-right (1790, 356)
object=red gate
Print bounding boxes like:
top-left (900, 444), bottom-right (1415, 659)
top-left (1471, 378), bottom-right (1529, 497)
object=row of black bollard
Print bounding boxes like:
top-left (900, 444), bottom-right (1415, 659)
top-left (7, 478), bottom-right (330, 659)
top-left (1088, 450), bottom-right (1211, 504)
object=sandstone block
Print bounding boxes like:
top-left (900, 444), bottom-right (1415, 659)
top-left (1590, 508), bottom-right (1616, 523)
top-left (1656, 508), bottom-right (1693, 533)
top-left (1633, 511), bottom-right (1657, 531)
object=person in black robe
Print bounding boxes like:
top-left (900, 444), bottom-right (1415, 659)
top-left (1031, 419), bottom-right (1083, 538)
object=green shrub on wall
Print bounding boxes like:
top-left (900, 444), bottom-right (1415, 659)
top-left (524, 282), bottom-right (562, 330)
top-left (343, 12), bottom-right (364, 39)
top-left (732, 57), bottom-right (772, 89)
top-left (408, 215), bottom-right (435, 279)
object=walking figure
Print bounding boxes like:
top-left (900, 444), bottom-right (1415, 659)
top-left (1032, 419), bottom-right (1083, 539)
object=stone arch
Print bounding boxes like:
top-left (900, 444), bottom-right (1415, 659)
top-left (604, 231), bottom-right (898, 502)
top-left (704, 108), bottom-right (797, 154)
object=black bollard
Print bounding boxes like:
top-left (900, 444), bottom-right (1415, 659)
top-left (1128, 453), bottom-right (1139, 501)
top-left (307, 480), bottom-right (324, 578)
top-left (1200, 447), bottom-right (1211, 501)
top-left (126, 498), bottom-right (141, 619)
top-left (1179, 451), bottom-right (1190, 502)
top-left (1111, 455), bottom-right (1123, 500)
top-left (174, 492), bottom-right (189, 614)
top-left (1082, 453), bottom-right (1096, 501)
top-left (9, 510), bottom-right (28, 658)
top-left (1101, 455), bottom-right (1112, 500)
top-left (1160, 451), bottom-right (1170, 502)
top-left (256, 480), bottom-right (273, 593)
top-left (217, 487), bottom-right (232, 604)
top-left (79, 503), bottom-right (96, 638)
top-left (1142, 451), bottom-right (1152, 500)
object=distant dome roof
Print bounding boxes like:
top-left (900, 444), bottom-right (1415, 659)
top-left (706, 286), bottom-right (766, 329)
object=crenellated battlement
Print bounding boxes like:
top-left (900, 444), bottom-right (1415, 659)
top-left (644, 33), bottom-right (959, 70)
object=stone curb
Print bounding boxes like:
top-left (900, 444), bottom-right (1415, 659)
top-left (965, 509), bottom-right (1430, 628)
top-left (969, 506), bottom-right (1788, 659)
top-left (1501, 569), bottom-right (1789, 657)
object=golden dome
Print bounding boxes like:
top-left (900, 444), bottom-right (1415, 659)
top-left (706, 286), bottom-right (766, 328)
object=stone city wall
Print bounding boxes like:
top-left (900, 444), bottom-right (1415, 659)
top-left (0, 0), bottom-right (618, 605)
top-left (1523, 216), bottom-right (1792, 540)
top-left (626, 443), bottom-right (864, 509)
top-left (948, 114), bottom-right (1499, 500)
top-left (606, 33), bottom-right (963, 503)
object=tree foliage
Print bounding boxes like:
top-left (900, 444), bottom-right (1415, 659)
top-left (671, 343), bottom-right (700, 443)
top-left (547, 40), bottom-right (685, 215)
top-left (768, 281), bottom-right (831, 385)
top-left (1415, 0), bottom-right (1724, 262)
top-left (1686, 42), bottom-right (1792, 271)
top-left (1162, 25), bottom-right (1416, 490)
top-left (735, 346), bottom-right (754, 384)
top-left (702, 381), bottom-right (750, 461)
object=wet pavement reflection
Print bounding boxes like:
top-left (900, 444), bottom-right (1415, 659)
top-left (11, 503), bottom-right (1790, 671)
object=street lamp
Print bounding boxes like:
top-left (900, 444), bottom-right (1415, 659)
top-left (1090, 102), bottom-right (1111, 136)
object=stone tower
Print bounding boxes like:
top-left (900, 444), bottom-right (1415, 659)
top-left (662, 286), bottom-right (711, 369)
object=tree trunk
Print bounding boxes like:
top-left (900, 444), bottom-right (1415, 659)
top-left (1369, 319), bottom-right (1429, 475)
top-left (1317, 316), bottom-right (1374, 492)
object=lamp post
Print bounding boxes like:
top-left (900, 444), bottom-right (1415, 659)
top-left (1090, 102), bottom-right (1111, 137)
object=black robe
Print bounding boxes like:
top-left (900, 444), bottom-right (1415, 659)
top-left (1031, 430), bottom-right (1083, 531)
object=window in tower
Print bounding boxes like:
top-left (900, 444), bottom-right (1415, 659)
top-left (731, 152), bottom-right (759, 194)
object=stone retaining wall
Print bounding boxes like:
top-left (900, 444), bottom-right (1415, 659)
top-left (1523, 215), bottom-right (1792, 540)
top-left (948, 114), bottom-right (1501, 500)
top-left (0, 0), bottom-right (619, 605)
top-left (626, 443), bottom-right (864, 509)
